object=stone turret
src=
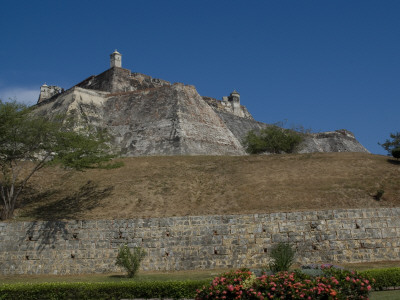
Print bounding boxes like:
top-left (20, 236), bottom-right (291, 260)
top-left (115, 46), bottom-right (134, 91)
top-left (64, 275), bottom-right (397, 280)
top-left (228, 90), bottom-right (240, 110)
top-left (38, 83), bottom-right (63, 103)
top-left (221, 90), bottom-right (241, 113)
top-left (110, 49), bottom-right (122, 68)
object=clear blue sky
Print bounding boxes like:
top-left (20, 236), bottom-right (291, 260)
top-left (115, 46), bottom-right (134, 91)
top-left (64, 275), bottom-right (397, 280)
top-left (1, 1), bottom-right (399, 155)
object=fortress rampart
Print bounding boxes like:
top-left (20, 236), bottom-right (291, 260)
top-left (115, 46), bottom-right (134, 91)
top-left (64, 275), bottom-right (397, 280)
top-left (1, 207), bottom-right (399, 275)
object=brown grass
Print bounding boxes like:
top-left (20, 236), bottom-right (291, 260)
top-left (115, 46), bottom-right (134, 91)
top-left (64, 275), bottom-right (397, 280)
top-left (8, 152), bottom-right (400, 221)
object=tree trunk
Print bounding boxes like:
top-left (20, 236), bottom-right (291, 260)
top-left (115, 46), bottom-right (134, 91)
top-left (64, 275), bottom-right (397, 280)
top-left (0, 206), bottom-right (13, 220)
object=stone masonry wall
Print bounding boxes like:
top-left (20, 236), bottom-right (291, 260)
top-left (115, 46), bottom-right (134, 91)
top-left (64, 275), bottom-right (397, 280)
top-left (0, 208), bottom-right (399, 275)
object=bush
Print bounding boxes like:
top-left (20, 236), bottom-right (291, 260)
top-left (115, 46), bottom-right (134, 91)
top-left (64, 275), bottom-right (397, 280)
top-left (360, 268), bottom-right (400, 290)
top-left (243, 125), bottom-right (303, 154)
top-left (195, 269), bottom-right (254, 299)
top-left (268, 242), bottom-right (296, 273)
top-left (321, 265), bottom-right (373, 299)
top-left (0, 281), bottom-right (208, 300)
top-left (115, 245), bottom-right (146, 278)
top-left (392, 147), bottom-right (400, 160)
top-left (196, 268), bottom-right (374, 300)
top-left (253, 271), bottom-right (340, 299)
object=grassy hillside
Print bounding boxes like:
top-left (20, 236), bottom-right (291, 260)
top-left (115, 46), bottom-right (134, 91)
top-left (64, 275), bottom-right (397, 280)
top-left (10, 152), bottom-right (400, 221)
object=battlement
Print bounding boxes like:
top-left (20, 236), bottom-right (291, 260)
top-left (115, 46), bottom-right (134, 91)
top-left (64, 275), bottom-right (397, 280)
top-left (203, 90), bottom-right (253, 119)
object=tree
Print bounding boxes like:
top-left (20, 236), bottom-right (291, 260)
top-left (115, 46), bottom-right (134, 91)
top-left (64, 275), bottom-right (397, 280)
top-left (243, 125), bottom-right (304, 154)
top-left (0, 100), bottom-right (116, 220)
top-left (116, 245), bottom-right (146, 278)
top-left (379, 132), bottom-right (400, 155)
top-left (392, 147), bottom-right (400, 160)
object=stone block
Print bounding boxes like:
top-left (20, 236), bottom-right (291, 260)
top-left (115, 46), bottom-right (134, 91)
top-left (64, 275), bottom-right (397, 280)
top-left (365, 228), bottom-right (382, 239)
top-left (269, 212), bottom-right (287, 222)
top-left (381, 228), bottom-right (399, 238)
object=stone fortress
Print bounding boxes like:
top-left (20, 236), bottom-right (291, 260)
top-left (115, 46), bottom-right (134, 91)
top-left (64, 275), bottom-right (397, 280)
top-left (34, 50), bottom-right (369, 156)
top-left (1, 51), bottom-right (397, 276)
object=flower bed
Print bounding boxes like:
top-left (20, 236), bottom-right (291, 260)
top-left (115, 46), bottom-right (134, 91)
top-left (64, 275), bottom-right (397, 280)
top-left (196, 267), bottom-right (373, 299)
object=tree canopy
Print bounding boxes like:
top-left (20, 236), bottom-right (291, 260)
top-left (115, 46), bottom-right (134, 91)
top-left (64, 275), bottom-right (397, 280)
top-left (243, 125), bottom-right (304, 154)
top-left (379, 132), bottom-right (400, 155)
top-left (0, 100), bottom-right (117, 220)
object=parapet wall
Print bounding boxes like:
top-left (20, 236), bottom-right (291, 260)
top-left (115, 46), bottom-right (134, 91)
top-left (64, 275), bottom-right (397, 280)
top-left (0, 208), bottom-right (399, 275)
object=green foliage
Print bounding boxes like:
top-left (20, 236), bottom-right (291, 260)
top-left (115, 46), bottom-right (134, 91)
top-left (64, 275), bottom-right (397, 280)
top-left (321, 266), bottom-right (373, 298)
top-left (0, 100), bottom-right (117, 220)
top-left (379, 132), bottom-right (400, 155)
top-left (116, 245), bottom-right (146, 278)
top-left (243, 125), bottom-right (303, 154)
top-left (392, 147), bottom-right (400, 160)
top-left (0, 280), bottom-right (208, 300)
top-left (268, 242), bottom-right (296, 273)
top-left (360, 268), bottom-right (400, 291)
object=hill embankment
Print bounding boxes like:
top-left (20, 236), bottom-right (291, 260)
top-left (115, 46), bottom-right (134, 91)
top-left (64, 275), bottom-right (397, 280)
top-left (12, 152), bottom-right (400, 221)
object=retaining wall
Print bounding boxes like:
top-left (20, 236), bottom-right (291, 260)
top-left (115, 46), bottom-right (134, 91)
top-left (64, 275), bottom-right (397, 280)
top-left (0, 208), bottom-right (399, 275)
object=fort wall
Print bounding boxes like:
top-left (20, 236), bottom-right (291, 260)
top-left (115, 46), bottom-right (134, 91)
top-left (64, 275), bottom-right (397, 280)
top-left (1, 208), bottom-right (399, 275)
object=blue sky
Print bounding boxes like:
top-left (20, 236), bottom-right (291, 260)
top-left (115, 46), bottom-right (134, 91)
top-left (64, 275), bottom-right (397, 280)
top-left (1, 1), bottom-right (399, 155)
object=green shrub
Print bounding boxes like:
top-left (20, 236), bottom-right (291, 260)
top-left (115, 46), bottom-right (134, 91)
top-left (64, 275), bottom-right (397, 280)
top-left (115, 245), bottom-right (146, 278)
top-left (321, 266), bottom-right (373, 298)
top-left (0, 281), bottom-right (208, 300)
top-left (361, 268), bottom-right (400, 290)
top-left (243, 125), bottom-right (303, 154)
top-left (268, 242), bottom-right (296, 273)
top-left (392, 147), bottom-right (400, 160)
top-left (379, 132), bottom-right (400, 155)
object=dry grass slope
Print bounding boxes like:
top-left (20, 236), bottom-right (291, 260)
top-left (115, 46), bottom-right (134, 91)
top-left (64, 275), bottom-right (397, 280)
top-left (11, 152), bottom-right (400, 221)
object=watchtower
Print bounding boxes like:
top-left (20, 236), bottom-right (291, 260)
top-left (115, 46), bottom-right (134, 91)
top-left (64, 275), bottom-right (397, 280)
top-left (37, 83), bottom-right (64, 103)
top-left (110, 49), bottom-right (122, 68)
top-left (228, 90), bottom-right (240, 110)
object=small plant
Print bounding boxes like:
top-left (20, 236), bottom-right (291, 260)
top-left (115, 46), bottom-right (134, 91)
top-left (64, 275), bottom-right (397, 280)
top-left (116, 244), bottom-right (146, 278)
top-left (268, 242), bottom-right (296, 273)
top-left (375, 189), bottom-right (385, 201)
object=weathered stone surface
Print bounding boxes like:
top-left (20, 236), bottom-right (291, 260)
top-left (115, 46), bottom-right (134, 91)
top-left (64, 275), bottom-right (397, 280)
top-left (0, 208), bottom-right (399, 275)
top-left (34, 65), bottom-right (369, 155)
top-left (300, 130), bottom-right (369, 153)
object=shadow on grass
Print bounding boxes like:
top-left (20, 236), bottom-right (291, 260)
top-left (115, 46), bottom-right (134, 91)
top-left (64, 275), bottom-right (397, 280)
top-left (18, 181), bottom-right (114, 252)
top-left (17, 187), bottom-right (60, 209)
top-left (387, 159), bottom-right (400, 165)
top-left (26, 180), bottom-right (113, 220)
top-left (109, 275), bottom-right (129, 279)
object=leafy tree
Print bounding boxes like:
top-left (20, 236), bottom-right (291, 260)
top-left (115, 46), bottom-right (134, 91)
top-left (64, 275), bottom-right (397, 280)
top-left (392, 147), bottom-right (400, 160)
top-left (116, 244), bottom-right (146, 278)
top-left (0, 100), bottom-right (116, 220)
top-left (379, 132), bottom-right (400, 155)
top-left (243, 125), bottom-right (303, 154)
